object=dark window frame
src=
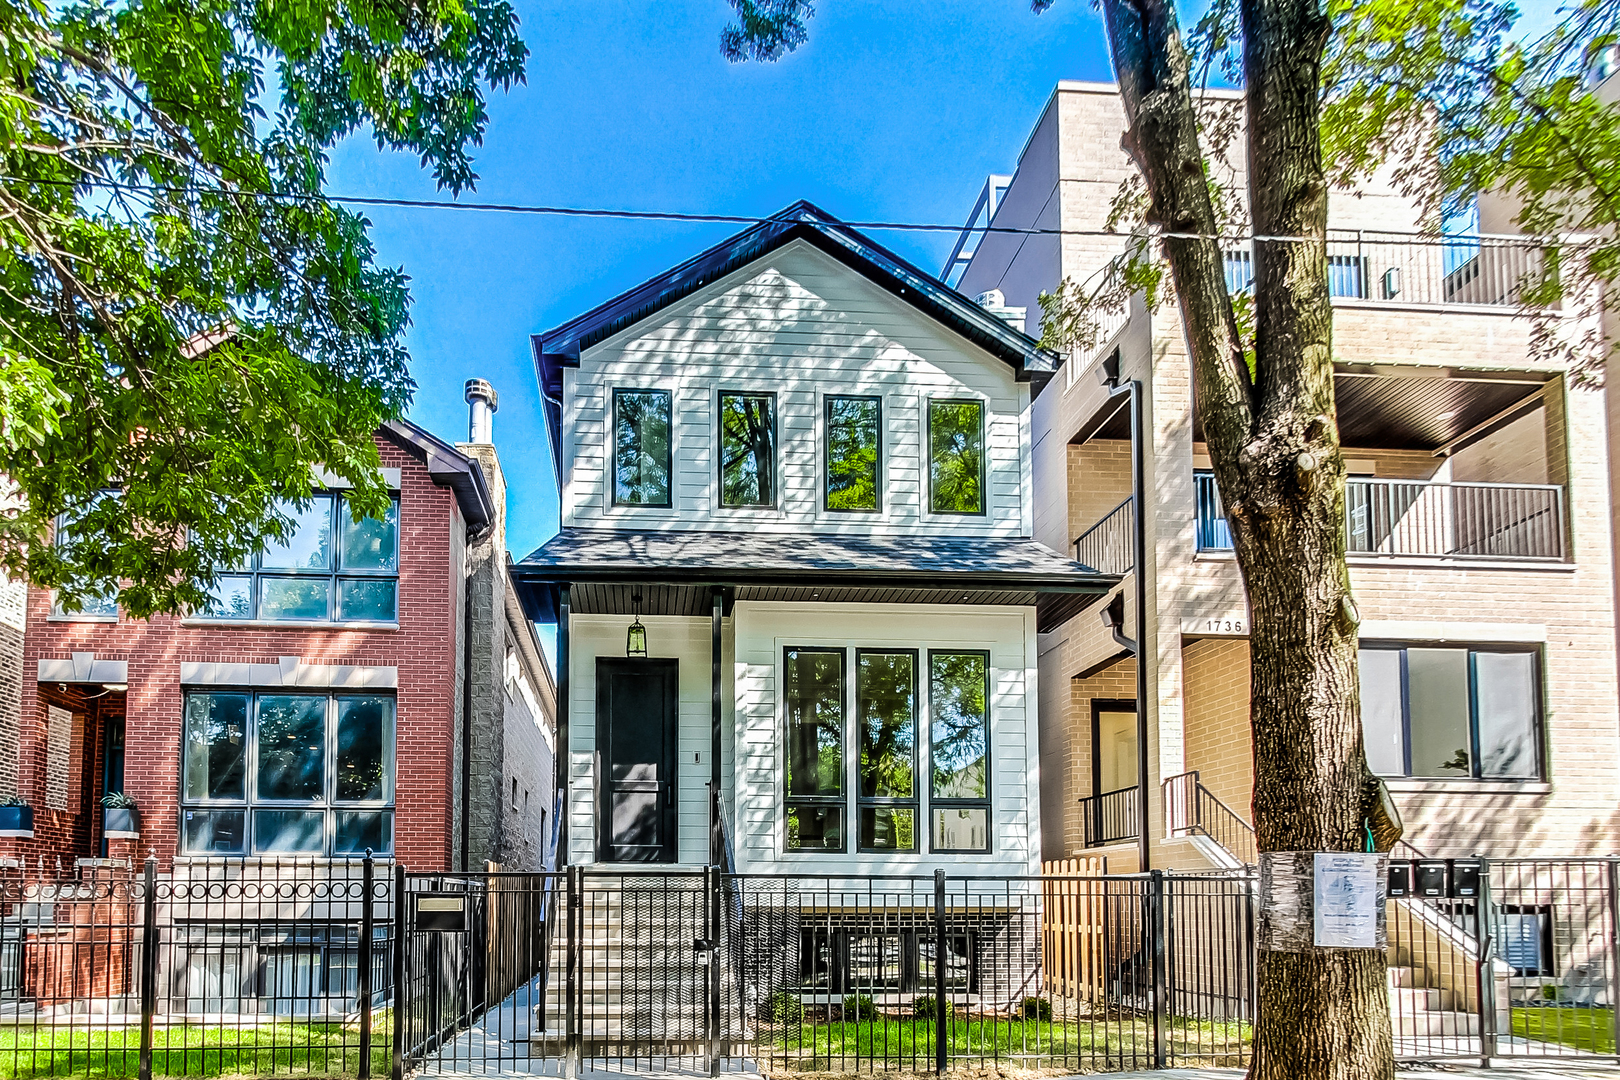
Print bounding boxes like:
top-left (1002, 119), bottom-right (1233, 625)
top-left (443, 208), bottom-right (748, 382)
top-left (783, 646), bottom-right (849, 854)
top-left (927, 649), bottom-right (993, 854)
top-left (1360, 641), bottom-right (1545, 780)
top-left (611, 387), bottom-right (675, 509)
top-left (824, 394), bottom-right (883, 514)
top-left (51, 492), bottom-right (121, 618)
top-left (1496, 903), bottom-right (1556, 977)
top-left (926, 398), bottom-right (988, 517)
top-left (179, 689), bottom-right (396, 857)
top-left (854, 648), bottom-right (920, 854)
top-left (198, 492), bottom-right (400, 625)
top-left (717, 389), bottom-right (779, 510)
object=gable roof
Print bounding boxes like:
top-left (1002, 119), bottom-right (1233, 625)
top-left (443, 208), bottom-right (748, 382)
top-left (530, 200), bottom-right (1062, 481)
top-left (380, 419), bottom-right (494, 529)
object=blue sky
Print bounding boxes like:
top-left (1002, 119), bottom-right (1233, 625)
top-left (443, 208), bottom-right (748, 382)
top-left (325, 0), bottom-right (1562, 658)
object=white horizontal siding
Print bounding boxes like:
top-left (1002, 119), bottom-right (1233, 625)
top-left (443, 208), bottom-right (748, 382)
top-left (562, 241), bottom-right (1033, 536)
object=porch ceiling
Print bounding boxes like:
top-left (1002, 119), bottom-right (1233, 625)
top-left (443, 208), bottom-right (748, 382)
top-left (511, 528), bottom-right (1116, 632)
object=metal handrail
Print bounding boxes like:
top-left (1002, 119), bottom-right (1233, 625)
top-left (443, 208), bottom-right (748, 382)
top-left (1074, 496), bottom-right (1134, 575)
top-left (1195, 473), bottom-right (1566, 561)
top-left (1163, 771), bottom-right (1258, 867)
top-left (1077, 784), bottom-right (1139, 848)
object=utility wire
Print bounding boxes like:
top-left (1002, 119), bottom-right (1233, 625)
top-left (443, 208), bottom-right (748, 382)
top-left (0, 173), bottom-right (1527, 246)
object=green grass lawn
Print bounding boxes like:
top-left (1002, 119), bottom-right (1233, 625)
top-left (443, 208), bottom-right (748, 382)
top-left (0, 1022), bottom-right (391, 1079)
top-left (763, 1016), bottom-right (1250, 1070)
top-left (1511, 1007), bottom-right (1616, 1055)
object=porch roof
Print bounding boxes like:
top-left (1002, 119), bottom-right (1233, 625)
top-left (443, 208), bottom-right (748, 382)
top-left (510, 528), bottom-right (1117, 632)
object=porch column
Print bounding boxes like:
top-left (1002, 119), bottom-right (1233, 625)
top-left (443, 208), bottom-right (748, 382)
top-left (710, 586), bottom-right (723, 866)
top-left (556, 584), bottom-right (570, 868)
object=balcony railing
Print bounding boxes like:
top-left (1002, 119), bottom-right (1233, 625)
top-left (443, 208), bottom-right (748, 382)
top-left (1195, 472), bottom-right (1566, 561)
top-left (1078, 785), bottom-right (1139, 848)
top-left (1074, 497), bottom-right (1134, 574)
top-left (1224, 231), bottom-right (1550, 309)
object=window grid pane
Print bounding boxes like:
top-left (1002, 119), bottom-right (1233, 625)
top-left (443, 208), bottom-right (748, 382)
top-left (719, 392), bottom-right (776, 507)
top-left (826, 396), bottom-right (881, 511)
top-left (614, 389), bottom-right (673, 507)
top-left (784, 648), bottom-right (846, 852)
top-left (857, 651), bottom-right (917, 852)
top-left (930, 651), bottom-right (991, 852)
top-left (927, 400), bottom-right (985, 515)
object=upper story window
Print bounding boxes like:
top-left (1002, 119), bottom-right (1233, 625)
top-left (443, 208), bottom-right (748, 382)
top-left (825, 396), bottom-right (881, 512)
top-left (181, 690), bottom-right (395, 856)
top-left (718, 391), bottom-right (777, 508)
top-left (201, 493), bottom-right (399, 623)
top-left (927, 399), bottom-right (985, 515)
top-left (51, 493), bottom-right (119, 618)
top-left (613, 388), bottom-right (673, 507)
top-left (1360, 644), bottom-right (1542, 780)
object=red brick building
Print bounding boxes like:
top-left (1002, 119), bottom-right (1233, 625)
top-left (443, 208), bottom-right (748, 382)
top-left (7, 391), bottom-right (555, 874)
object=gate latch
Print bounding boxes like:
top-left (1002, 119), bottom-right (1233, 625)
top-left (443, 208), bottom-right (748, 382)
top-left (693, 938), bottom-right (715, 964)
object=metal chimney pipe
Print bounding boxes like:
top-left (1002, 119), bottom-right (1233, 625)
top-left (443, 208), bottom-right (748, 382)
top-left (464, 378), bottom-right (498, 443)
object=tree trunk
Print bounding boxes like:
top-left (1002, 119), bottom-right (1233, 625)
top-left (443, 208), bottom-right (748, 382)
top-left (1098, 0), bottom-right (1395, 1075)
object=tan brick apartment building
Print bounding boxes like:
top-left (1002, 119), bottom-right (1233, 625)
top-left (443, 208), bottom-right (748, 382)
top-left (6, 386), bottom-right (555, 874)
top-left (952, 82), bottom-right (1620, 870)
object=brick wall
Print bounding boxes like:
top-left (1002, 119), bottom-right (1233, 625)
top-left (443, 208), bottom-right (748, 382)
top-left (1181, 638), bottom-right (1253, 818)
top-left (13, 435), bottom-right (463, 871)
top-left (1043, 658), bottom-right (1135, 859)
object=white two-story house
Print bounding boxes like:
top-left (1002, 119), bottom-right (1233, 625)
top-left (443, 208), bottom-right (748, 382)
top-left (511, 203), bottom-right (1114, 882)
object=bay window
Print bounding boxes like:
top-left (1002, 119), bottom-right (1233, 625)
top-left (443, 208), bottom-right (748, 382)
top-left (181, 691), bottom-right (395, 856)
top-left (1359, 644), bottom-right (1542, 780)
top-left (201, 493), bottom-right (399, 624)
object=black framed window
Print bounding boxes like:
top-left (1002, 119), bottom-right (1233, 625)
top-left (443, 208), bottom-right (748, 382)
top-left (927, 400), bottom-right (986, 515)
top-left (200, 493), bottom-right (398, 623)
top-left (52, 492), bottom-right (120, 617)
top-left (613, 388), bottom-right (673, 507)
top-left (929, 651), bottom-right (991, 852)
top-left (718, 391), bottom-right (776, 507)
top-left (856, 650), bottom-right (917, 852)
top-left (826, 396), bottom-right (881, 512)
top-left (784, 648), bottom-right (846, 852)
top-left (181, 690), bottom-right (395, 856)
top-left (1359, 644), bottom-right (1542, 779)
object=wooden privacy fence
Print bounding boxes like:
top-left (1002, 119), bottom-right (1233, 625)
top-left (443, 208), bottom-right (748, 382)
top-left (1040, 856), bottom-right (1109, 1000)
top-left (482, 863), bottom-right (550, 1010)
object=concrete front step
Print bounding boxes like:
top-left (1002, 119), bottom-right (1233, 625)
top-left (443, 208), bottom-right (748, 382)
top-left (1392, 987), bottom-right (1458, 1012)
top-left (1388, 966), bottom-right (1427, 988)
top-left (1393, 1010), bottom-right (1481, 1037)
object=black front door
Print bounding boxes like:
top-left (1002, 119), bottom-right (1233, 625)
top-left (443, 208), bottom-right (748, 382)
top-left (596, 658), bottom-right (678, 863)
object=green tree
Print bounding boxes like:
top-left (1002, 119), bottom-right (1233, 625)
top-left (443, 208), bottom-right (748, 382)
top-left (0, 0), bottom-right (526, 617)
top-left (721, 1), bottom-right (1618, 1078)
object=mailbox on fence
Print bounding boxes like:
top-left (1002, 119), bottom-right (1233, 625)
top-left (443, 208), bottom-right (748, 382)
top-left (1387, 861), bottom-right (1412, 898)
top-left (1414, 860), bottom-right (1448, 898)
top-left (1449, 859), bottom-right (1482, 899)
top-left (413, 893), bottom-right (468, 932)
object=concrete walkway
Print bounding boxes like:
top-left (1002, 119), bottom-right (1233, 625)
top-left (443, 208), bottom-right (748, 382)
top-left (1099, 1067), bottom-right (1620, 1079)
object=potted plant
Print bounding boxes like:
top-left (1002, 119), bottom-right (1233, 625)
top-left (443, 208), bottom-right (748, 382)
top-left (101, 792), bottom-right (140, 839)
top-left (0, 797), bottom-right (33, 839)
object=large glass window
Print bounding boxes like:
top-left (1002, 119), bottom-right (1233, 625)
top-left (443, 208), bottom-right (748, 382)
top-left (181, 691), bottom-right (395, 856)
top-left (613, 388), bottom-right (673, 507)
top-left (200, 493), bottom-right (398, 624)
top-left (826, 396), bottom-right (881, 512)
top-left (929, 651), bottom-right (991, 852)
top-left (856, 651), bottom-right (916, 852)
top-left (927, 400), bottom-right (985, 515)
top-left (1358, 644), bottom-right (1541, 779)
top-left (784, 648), bottom-right (846, 852)
top-left (51, 493), bottom-right (120, 617)
top-left (718, 392), bottom-right (776, 508)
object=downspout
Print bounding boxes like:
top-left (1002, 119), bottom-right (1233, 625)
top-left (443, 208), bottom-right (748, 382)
top-left (1099, 350), bottom-right (1151, 872)
top-left (556, 585), bottom-right (571, 868)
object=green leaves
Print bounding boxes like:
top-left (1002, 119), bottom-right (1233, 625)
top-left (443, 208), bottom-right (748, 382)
top-left (0, 0), bottom-right (525, 617)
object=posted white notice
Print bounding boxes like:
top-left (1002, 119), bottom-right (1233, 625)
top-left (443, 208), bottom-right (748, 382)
top-left (1313, 853), bottom-right (1380, 948)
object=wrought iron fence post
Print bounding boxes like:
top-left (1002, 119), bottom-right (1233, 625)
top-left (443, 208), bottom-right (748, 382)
top-left (391, 862), bottom-right (406, 1080)
top-left (708, 863), bottom-right (721, 1078)
top-left (565, 865), bottom-right (580, 1079)
top-left (933, 869), bottom-right (948, 1073)
top-left (1473, 855), bottom-right (1496, 1066)
top-left (137, 854), bottom-right (157, 1080)
top-left (1149, 869), bottom-right (1167, 1070)
top-left (359, 851), bottom-right (375, 1080)
top-left (1607, 856), bottom-right (1620, 1064)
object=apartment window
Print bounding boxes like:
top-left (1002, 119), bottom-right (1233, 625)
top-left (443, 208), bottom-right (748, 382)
top-left (613, 388), bottom-right (673, 507)
top-left (1223, 250), bottom-right (1254, 294)
top-left (718, 391), bottom-right (777, 507)
top-left (51, 494), bottom-right (119, 617)
top-left (1328, 254), bottom-right (1367, 299)
top-left (929, 651), bottom-right (991, 852)
top-left (784, 648), bottom-right (846, 852)
top-left (1359, 645), bottom-right (1541, 780)
top-left (856, 651), bottom-right (917, 852)
top-left (181, 691), bottom-right (395, 856)
top-left (200, 493), bottom-right (399, 623)
top-left (826, 396), bottom-right (881, 512)
top-left (927, 400), bottom-right (985, 515)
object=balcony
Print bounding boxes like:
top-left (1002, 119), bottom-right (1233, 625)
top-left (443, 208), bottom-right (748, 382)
top-left (1074, 497), bottom-right (1134, 575)
top-left (1195, 473), bottom-right (1566, 562)
top-left (1078, 785), bottom-right (1139, 848)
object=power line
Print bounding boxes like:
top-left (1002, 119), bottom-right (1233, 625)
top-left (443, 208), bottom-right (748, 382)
top-left (0, 173), bottom-right (1437, 245)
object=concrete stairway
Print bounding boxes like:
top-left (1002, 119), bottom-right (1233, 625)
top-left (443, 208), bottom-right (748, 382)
top-left (1388, 959), bottom-right (1480, 1039)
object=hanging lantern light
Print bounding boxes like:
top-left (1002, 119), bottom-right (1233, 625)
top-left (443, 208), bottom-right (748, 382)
top-left (626, 593), bottom-right (648, 657)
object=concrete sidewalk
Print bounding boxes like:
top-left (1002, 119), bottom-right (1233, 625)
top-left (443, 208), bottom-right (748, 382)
top-left (1096, 1066), bottom-right (1620, 1079)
